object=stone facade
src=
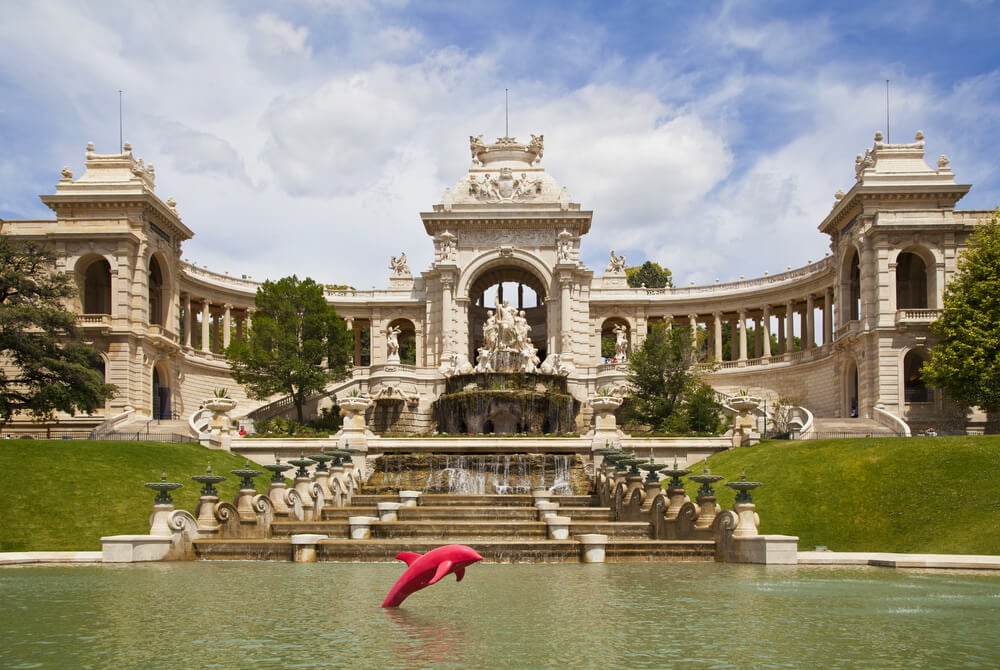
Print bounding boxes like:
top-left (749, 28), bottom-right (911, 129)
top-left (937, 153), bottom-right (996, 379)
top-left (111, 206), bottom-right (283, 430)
top-left (0, 131), bottom-right (989, 434)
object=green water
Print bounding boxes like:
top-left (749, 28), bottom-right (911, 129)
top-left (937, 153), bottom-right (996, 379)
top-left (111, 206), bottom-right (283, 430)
top-left (1, 562), bottom-right (999, 669)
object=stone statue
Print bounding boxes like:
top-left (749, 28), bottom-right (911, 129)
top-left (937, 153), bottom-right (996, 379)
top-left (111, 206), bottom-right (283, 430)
top-left (528, 134), bottom-right (544, 162)
top-left (439, 351), bottom-right (473, 377)
top-left (437, 233), bottom-right (457, 262)
top-left (495, 298), bottom-right (518, 349)
top-left (389, 253), bottom-right (410, 276)
top-left (483, 310), bottom-right (498, 351)
top-left (470, 135), bottom-right (486, 164)
top-left (606, 250), bottom-right (626, 273)
top-left (613, 324), bottom-right (629, 361)
top-left (557, 237), bottom-right (572, 262)
top-left (386, 325), bottom-right (401, 360)
top-left (514, 310), bottom-right (530, 349)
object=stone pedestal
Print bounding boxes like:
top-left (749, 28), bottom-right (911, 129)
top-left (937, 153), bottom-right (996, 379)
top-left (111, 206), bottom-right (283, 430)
top-left (204, 397), bottom-right (238, 451)
top-left (399, 490), bottom-right (421, 507)
top-left (349, 516), bottom-right (376, 539)
top-left (377, 502), bottom-right (402, 521)
top-left (695, 494), bottom-right (721, 529)
top-left (577, 534), bottom-right (609, 563)
top-left (733, 501), bottom-right (761, 538)
top-left (337, 396), bottom-right (372, 476)
top-left (291, 534), bottom-right (327, 563)
top-left (195, 495), bottom-right (221, 532)
top-left (536, 501), bottom-right (560, 520)
top-left (665, 485), bottom-right (690, 520)
top-left (267, 481), bottom-right (291, 516)
top-left (589, 396), bottom-right (623, 451)
top-left (546, 516), bottom-right (571, 540)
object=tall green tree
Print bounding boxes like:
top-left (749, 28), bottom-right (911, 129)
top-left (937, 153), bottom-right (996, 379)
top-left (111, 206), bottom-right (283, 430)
top-left (626, 324), bottom-right (702, 431)
top-left (224, 276), bottom-right (352, 424)
top-left (626, 261), bottom-right (673, 289)
top-left (0, 236), bottom-right (116, 426)
top-left (922, 210), bottom-right (1000, 413)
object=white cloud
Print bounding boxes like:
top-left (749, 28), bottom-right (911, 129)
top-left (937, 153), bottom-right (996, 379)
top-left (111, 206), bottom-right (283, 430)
top-left (254, 13), bottom-right (312, 57)
top-left (0, 1), bottom-right (998, 293)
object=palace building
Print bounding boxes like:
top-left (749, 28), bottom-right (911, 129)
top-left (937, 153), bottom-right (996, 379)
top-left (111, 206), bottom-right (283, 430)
top-left (0, 130), bottom-right (989, 436)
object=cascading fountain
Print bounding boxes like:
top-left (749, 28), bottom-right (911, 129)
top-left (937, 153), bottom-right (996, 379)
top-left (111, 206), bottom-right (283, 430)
top-left (364, 453), bottom-right (590, 495)
top-left (434, 298), bottom-right (578, 435)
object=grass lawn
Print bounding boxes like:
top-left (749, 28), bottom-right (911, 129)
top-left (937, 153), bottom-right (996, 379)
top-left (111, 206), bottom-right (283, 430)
top-left (690, 434), bottom-right (1000, 554)
top-left (1, 435), bottom-right (998, 555)
top-left (0, 440), bottom-right (276, 551)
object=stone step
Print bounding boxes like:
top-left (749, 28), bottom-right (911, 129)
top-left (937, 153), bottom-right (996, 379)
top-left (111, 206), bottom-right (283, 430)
top-left (191, 538), bottom-right (716, 564)
top-left (270, 518), bottom-right (652, 541)
top-left (351, 493), bottom-right (597, 507)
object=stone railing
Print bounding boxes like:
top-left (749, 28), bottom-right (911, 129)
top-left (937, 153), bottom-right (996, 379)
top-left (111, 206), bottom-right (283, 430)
top-left (895, 308), bottom-right (940, 326)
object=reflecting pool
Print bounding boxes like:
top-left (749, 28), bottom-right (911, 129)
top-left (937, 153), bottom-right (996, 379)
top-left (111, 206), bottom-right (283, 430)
top-left (2, 562), bottom-right (999, 669)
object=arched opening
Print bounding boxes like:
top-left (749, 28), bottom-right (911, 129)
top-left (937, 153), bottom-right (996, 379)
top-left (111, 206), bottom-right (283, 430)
top-left (82, 258), bottom-right (112, 314)
top-left (904, 349), bottom-right (932, 403)
top-left (149, 256), bottom-right (165, 326)
top-left (468, 265), bottom-right (548, 362)
top-left (600, 317), bottom-right (630, 363)
top-left (845, 358), bottom-right (860, 418)
top-left (387, 318), bottom-right (416, 365)
top-left (152, 366), bottom-right (172, 420)
top-left (896, 251), bottom-right (928, 309)
top-left (848, 250), bottom-right (861, 321)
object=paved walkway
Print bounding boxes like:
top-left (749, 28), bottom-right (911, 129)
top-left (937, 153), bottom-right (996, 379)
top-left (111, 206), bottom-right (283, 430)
top-left (798, 551), bottom-right (1000, 570)
top-left (0, 551), bottom-right (102, 566)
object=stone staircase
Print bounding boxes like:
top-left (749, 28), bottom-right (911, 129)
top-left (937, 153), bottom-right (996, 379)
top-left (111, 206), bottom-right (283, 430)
top-left (811, 417), bottom-right (899, 438)
top-left (104, 417), bottom-right (195, 441)
top-left (192, 492), bottom-right (716, 563)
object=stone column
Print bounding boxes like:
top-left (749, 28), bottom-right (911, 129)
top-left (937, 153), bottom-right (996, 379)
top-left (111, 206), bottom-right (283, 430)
top-left (441, 276), bottom-right (454, 352)
top-left (823, 287), bottom-right (833, 345)
top-left (729, 319), bottom-right (738, 360)
top-left (713, 312), bottom-right (722, 361)
top-left (688, 313), bottom-right (698, 340)
top-left (182, 294), bottom-right (192, 348)
top-left (200, 300), bottom-right (211, 353)
top-left (806, 294), bottom-right (815, 349)
top-left (738, 309), bottom-right (748, 362)
top-left (222, 304), bottom-right (232, 350)
top-left (762, 305), bottom-right (772, 358)
top-left (785, 300), bottom-right (795, 353)
top-left (754, 314), bottom-right (762, 358)
top-left (560, 275), bottom-right (573, 354)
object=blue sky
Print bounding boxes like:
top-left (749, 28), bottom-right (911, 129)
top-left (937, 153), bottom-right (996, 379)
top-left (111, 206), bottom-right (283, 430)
top-left (1, 0), bottom-right (997, 288)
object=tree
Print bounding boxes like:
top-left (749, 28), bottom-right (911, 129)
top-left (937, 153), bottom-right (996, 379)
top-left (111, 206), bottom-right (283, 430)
top-left (224, 276), bottom-right (352, 425)
top-left (0, 236), bottom-right (116, 426)
top-left (625, 324), bottom-right (698, 430)
top-left (626, 261), bottom-right (673, 289)
top-left (922, 210), bottom-right (1000, 413)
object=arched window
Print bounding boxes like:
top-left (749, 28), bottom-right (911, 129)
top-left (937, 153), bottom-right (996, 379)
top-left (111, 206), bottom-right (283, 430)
top-left (896, 252), bottom-right (928, 309)
top-left (83, 259), bottom-right (112, 314)
top-left (600, 318), bottom-right (629, 363)
top-left (148, 256), bottom-right (164, 326)
top-left (387, 318), bottom-right (416, 365)
top-left (848, 251), bottom-right (861, 321)
top-left (468, 266), bottom-right (547, 362)
top-left (904, 350), bottom-right (932, 403)
top-left (152, 366), bottom-right (171, 419)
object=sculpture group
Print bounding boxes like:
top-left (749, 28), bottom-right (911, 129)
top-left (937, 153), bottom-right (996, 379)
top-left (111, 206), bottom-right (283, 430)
top-left (475, 298), bottom-right (540, 373)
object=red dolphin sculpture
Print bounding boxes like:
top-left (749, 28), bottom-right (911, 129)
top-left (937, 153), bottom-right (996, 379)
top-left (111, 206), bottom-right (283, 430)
top-left (381, 544), bottom-right (483, 608)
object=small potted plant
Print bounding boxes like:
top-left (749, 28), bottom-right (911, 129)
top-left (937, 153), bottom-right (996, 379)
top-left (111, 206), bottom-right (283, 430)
top-left (729, 388), bottom-right (760, 412)
top-left (203, 387), bottom-right (238, 413)
top-left (590, 387), bottom-right (623, 412)
top-left (338, 388), bottom-right (371, 414)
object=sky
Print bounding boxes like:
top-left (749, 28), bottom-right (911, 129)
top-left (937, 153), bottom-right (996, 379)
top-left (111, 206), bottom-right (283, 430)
top-left (1, 1), bottom-right (998, 289)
